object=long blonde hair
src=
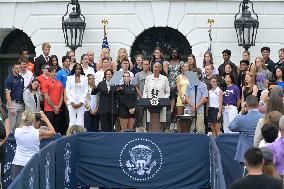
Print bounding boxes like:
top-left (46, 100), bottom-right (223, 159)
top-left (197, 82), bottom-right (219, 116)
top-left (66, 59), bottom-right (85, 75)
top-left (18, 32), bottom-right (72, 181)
top-left (245, 72), bottom-right (256, 93)
top-left (254, 57), bottom-right (267, 75)
top-left (100, 48), bottom-right (110, 60)
top-left (66, 125), bottom-right (86, 136)
top-left (263, 111), bottom-right (282, 127)
top-left (117, 48), bottom-right (128, 61)
top-left (21, 110), bottom-right (35, 126)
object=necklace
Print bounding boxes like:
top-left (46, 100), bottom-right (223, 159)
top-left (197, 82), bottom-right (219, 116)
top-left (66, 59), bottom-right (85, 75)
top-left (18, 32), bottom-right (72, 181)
top-left (212, 87), bottom-right (218, 95)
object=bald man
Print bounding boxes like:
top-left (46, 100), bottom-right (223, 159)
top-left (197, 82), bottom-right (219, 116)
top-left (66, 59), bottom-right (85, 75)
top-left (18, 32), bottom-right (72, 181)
top-left (87, 50), bottom-right (96, 72)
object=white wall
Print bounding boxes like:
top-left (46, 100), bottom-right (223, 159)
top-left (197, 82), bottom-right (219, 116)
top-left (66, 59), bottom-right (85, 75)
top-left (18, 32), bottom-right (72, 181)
top-left (0, 0), bottom-right (284, 67)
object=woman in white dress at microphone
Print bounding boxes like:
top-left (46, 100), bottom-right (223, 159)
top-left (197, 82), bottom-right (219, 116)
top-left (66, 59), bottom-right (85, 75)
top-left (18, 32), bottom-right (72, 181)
top-left (143, 62), bottom-right (170, 131)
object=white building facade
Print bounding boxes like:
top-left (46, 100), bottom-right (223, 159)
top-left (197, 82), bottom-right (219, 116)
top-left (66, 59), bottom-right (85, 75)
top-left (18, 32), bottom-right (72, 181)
top-left (0, 0), bottom-right (284, 66)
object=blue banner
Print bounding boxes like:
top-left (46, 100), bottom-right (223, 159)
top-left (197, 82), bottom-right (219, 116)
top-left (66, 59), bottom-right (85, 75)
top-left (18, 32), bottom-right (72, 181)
top-left (40, 133), bottom-right (61, 148)
top-left (39, 141), bottom-right (56, 189)
top-left (22, 153), bottom-right (40, 189)
top-left (76, 133), bottom-right (210, 189)
top-left (6, 133), bottom-right (244, 189)
top-left (3, 134), bottom-right (16, 188)
top-left (7, 172), bottom-right (22, 189)
top-left (209, 136), bottom-right (226, 189)
top-left (215, 134), bottom-right (243, 189)
top-left (55, 135), bottom-right (77, 189)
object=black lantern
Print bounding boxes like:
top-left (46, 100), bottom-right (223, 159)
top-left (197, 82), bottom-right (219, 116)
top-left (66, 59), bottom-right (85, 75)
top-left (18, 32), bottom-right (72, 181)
top-left (234, 0), bottom-right (259, 50)
top-left (62, 0), bottom-right (86, 52)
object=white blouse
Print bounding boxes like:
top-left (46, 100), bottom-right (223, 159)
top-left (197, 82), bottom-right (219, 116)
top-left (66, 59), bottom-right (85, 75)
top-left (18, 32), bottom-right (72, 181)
top-left (66, 75), bottom-right (88, 104)
top-left (143, 74), bottom-right (170, 98)
top-left (12, 126), bottom-right (40, 166)
top-left (209, 87), bottom-right (221, 108)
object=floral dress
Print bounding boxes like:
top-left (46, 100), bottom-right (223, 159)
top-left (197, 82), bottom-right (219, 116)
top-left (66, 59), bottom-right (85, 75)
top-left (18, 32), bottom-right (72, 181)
top-left (168, 61), bottom-right (184, 88)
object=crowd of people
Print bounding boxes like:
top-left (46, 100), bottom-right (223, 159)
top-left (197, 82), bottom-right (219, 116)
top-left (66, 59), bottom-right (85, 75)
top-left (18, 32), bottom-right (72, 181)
top-left (3, 44), bottom-right (283, 133)
top-left (1, 41), bottom-right (284, 187)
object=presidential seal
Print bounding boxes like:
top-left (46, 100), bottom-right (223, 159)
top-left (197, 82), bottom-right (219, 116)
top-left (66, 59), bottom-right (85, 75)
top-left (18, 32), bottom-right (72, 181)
top-left (119, 138), bottom-right (163, 181)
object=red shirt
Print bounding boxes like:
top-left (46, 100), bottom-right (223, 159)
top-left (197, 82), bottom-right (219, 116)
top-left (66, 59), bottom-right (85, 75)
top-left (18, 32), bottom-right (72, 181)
top-left (26, 61), bottom-right (35, 74)
top-left (37, 74), bottom-right (49, 91)
top-left (41, 78), bottom-right (63, 112)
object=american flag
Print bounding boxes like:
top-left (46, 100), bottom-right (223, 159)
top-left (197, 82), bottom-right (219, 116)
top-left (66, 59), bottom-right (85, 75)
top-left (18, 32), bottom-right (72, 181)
top-left (102, 35), bottom-right (109, 49)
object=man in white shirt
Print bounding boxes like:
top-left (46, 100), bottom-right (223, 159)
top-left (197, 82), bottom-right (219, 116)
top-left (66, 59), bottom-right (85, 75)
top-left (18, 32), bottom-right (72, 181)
top-left (81, 54), bottom-right (95, 76)
top-left (87, 50), bottom-right (97, 72)
top-left (19, 59), bottom-right (34, 88)
top-left (119, 59), bottom-right (134, 84)
top-left (95, 57), bottom-right (111, 86)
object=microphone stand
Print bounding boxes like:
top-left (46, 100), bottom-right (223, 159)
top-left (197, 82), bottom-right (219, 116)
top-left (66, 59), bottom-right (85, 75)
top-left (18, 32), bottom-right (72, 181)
top-left (109, 71), bottom-right (124, 132)
top-left (193, 85), bottom-right (198, 133)
top-left (108, 78), bottom-right (115, 132)
top-left (110, 83), bottom-right (117, 132)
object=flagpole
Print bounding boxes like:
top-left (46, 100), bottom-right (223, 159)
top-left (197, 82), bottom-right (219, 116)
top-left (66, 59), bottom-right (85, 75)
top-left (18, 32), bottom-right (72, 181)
top-left (102, 19), bottom-right (108, 37)
top-left (207, 18), bottom-right (214, 51)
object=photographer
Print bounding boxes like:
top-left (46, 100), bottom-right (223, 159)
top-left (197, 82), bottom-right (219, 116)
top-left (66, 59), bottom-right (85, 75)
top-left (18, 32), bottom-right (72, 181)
top-left (11, 110), bottom-right (55, 180)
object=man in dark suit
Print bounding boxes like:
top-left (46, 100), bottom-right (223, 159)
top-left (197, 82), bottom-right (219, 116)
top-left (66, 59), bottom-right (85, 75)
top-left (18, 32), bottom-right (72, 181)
top-left (91, 69), bottom-right (119, 132)
top-left (34, 42), bottom-right (51, 76)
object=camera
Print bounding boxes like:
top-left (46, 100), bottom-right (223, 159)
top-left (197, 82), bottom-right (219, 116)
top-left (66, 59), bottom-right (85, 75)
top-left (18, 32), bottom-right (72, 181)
top-left (34, 112), bottom-right (41, 122)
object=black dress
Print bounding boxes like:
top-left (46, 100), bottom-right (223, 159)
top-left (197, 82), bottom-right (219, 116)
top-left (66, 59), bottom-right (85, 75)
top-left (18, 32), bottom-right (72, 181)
top-left (243, 86), bottom-right (253, 102)
top-left (118, 84), bottom-right (137, 119)
top-left (238, 71), bottom-right (246, 87)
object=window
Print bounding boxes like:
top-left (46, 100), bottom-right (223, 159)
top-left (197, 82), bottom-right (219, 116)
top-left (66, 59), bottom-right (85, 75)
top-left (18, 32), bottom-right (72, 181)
top-left (130, 27), bottom-right (192, 62)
